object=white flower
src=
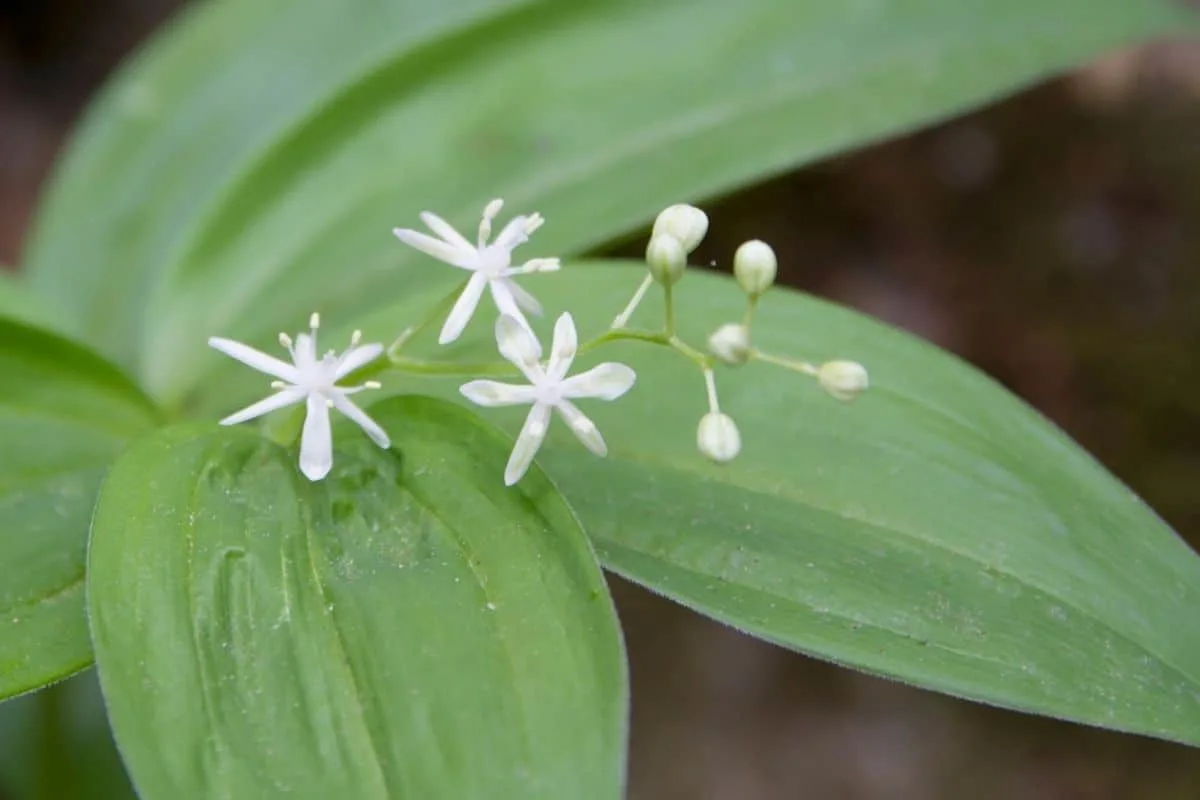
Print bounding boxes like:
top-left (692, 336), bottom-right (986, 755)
top-left (818, 360), bottom-right (869, 402)
top-left (645, 232), bottom-right (687, 286)
top-left (208, 313), bottom-right (390, 481)
top-left (393, 198), bottom-right (561, 345)
top-left (460, 313), bottom-right (636, 486)
top-left (697, 412), bottom-right (741, 463)
top-left (707, 323), bottom-right (752, 366)
top-left (733, 239), bottom-right (777, 297)
top-left (652, 204), bottom-right (709, 253)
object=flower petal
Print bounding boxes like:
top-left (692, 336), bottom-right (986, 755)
top-left (438, 271), bottom-right (489, 345)
top-left (208, 337), bottom-right (299, 383)
top-left (560, 362), bottom-right (636, 401)
top-left (505, 402), bottom-right (551, 485)
top-left (460, 380), bottom-right (539, 407)
top-left (218, 387), bottom-right (306, 426)
top-left (490, 282), bottom-right (535, 343)
top-left (493, 214), bottom-right (531, 252)
top-left (494, 312), bottom-right (542, 379)
top-left (393, 227), bottom-right (472, 268)
top-left (555, 400), bottom-right (607, 456)
top-left (419, 210), bottom-right (474, 252)
top-left (299, 394), bottom-right (334, 481)
top-left (547, 312), bottom-right (577, 382)
top-left (334, 342), bottom-right (384, 380)
top-left (497, 277), bottom-right (543, 316)
top-left (330, 393), bottom-right (390, 449)
top-left (293, 333), bottom-right (318, 372)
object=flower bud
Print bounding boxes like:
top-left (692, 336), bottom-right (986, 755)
top-left (733, 239), bottom-right (777, 297)
top-left (697, 412), bottom-right (741, 463)
top-left (707, 323), bottom-right (751, 366)
top-left (818, 360), bottom-right (869, 401)
top-left (652, 204), bottom-right (709, 254)
top-left (646, 233), bottom-right (687, 286)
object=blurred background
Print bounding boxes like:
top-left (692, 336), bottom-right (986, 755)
top-left (3, 2), bottom-right (1200, 798)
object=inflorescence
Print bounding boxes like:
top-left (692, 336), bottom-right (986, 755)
top-left (208, 200), bottom-right (869, 484)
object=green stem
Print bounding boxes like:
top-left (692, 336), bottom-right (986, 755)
top-left (580, 326), bottom-right (669, 354)
top-left (752, 349), bottom-right (818, 376)
top-left (580, 326), bottom-right (711, 371)
top-left (703, 367), bottom-right (720, 413)
top-left (33, 684), bottom-right (67, 800)
top-left (612, 274), bottom-right (654, 328)
top-left (663, 282), bottom-right (677, 336)
top-left (743, 296), bottom-right (759, 328)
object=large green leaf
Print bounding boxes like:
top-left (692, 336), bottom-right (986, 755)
top-left (23, 0), bottom-right (1189, 401)
top-left (0, 271), bottom-right (58, 331)
top-left (88, 397), bottom-right (626, 799)
top-left (225, 264), bottom-right (1200, 746)
top-left (0, 319), bottom-right (159, 700)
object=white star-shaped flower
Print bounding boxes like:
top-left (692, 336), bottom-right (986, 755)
top-left (208, 313), bottom-right (390, 481)
top-left (392, 198), bottom-right (560, 345)
top-left (461, 312), bottom-right (636, 485)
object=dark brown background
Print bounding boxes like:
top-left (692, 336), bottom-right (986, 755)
top-left (3, 3), bottom-right (1200, 798)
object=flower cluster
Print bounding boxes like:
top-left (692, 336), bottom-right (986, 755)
top-left (208, 199), bottom-right (868, 484)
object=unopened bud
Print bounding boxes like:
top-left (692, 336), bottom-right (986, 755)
top-left (646, 233), bottom-right (687, 286)
top-left (733, 239), bottom-right (777, 297)
top-left (697, 412), bottom-right (741, 463)
top-left (707, 323), bottom-right (751, 366)
top-left (652, 204), bottom-right (709, 254)
top-left (818, 360), bottom-right (869, 401)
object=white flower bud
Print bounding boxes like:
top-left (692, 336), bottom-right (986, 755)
top-left (697, 412), bottom-right (741, 463)
top-left (707, 323), bottom-right (751, 366)
top-left (818, 360), bottom-right (869, 401)
top-left (733, 239), bottom-right (777, 297)
top-left (652, 204), bottom-right (709, 253)
top-left (646, 233), bottom-right (687, 286)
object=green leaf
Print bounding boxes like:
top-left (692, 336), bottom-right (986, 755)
top-left (0, 319), bottom-right (159, 701)
top-left (0, 271), bottom-right (58, 331)
top-left (88, 397), bottom-right (627, 798)
top-left (280, 263), bottom-right (1200, 746)
top-left (23, 0), bottom-right (1190, 401)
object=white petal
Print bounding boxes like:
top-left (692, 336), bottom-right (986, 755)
top-left (505, 402), bottom-right (551, 486)
top-left (494, 312), bottom-right (542, 376)
top-left (460, 380), bottom-right (539, 407)
top-left (334, 342), bottom-right (383, 380)
top-left (330, 393), bottom-right (390, 449)
top-left (496, 277), bottom-right (543, 316)
top-left (547, 312), bottom-right (577, 382)
top-left (419, 210), bottom-right (474, 252)
top-left (493, 215), bottom-right (531, 252)
top-left (555, 400), bottom-right (607, 456)
top-left (393, 227), bottom-right (473, 268)
top-left (293, 333), bottom-right (318, 372)
top-left (489, 281), bottom-right (534, 340)
top-left (299, 394), bottom-right (334, 481)
top-left (218, 387), bottom-right (306, 426)
top-left (438, 272), bottom-right (489, 344)
top-left (208, 337), bottom-right (299, 383)
top-left (560, 362), bottom-right (636, 401)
